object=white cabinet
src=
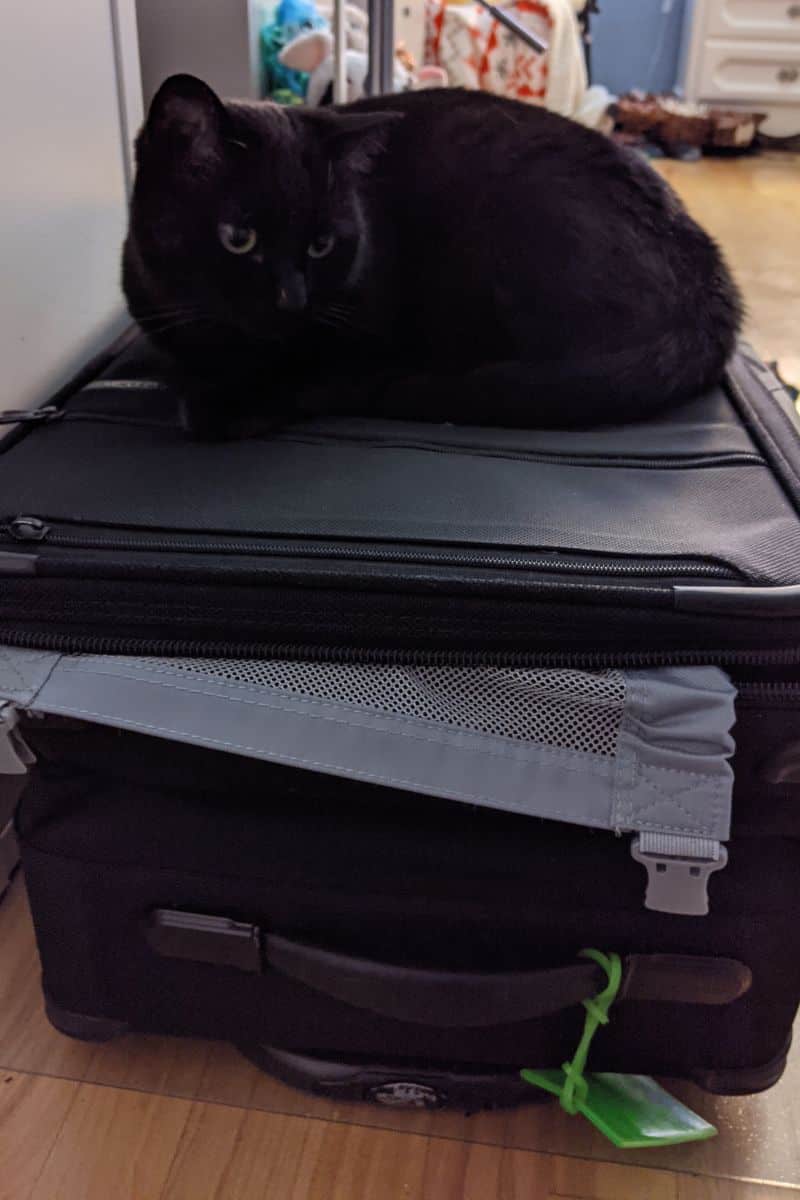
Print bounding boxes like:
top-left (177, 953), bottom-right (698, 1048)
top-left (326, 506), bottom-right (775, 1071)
top-left (705, 0), bottom-right (800, 40)
top-left (683, 0), bottom-right (800, 136)
top-left (698, 38), bottom-right (800, 100)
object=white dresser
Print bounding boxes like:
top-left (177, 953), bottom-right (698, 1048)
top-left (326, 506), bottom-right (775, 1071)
top-left (682, 0), bottom-right (800, 136)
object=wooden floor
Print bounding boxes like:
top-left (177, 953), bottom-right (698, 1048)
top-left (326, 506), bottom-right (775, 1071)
top-left (656, 151), bottom-right (800, 391)
top-left (2, 151), bottom-right (800, 1200)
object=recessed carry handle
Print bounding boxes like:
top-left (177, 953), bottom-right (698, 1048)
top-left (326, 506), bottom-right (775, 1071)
top-left (147, 911), bottom-right (752, 1028)
top-left (265, 936), bottom-right (751, 1026)
top-left (267, 934), bottom-right (603, 1027)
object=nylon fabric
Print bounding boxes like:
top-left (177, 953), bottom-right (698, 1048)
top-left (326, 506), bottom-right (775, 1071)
top-left (0, 646), bottom-right (736, 841)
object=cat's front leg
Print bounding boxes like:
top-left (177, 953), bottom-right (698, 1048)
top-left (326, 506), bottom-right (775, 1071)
top-left (178, 387), bottom-right (236, 441)
top-left (175, 367), bottom-right (300, 440)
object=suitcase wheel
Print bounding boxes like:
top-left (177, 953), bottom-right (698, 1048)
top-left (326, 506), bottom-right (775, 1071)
top-left (238, 1043), bottom-right (552, 1112)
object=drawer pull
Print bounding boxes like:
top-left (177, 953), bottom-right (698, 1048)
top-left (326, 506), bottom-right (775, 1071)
top-left (777, 66), bottom-right (799, 83)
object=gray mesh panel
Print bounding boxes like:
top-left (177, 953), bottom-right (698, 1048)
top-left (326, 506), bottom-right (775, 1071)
top-left (134, 659), bottom-right (626, 756)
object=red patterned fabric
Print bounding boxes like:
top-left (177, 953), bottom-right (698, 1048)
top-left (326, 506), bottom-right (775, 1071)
top-left (424, 0), bottom-right (552, 104)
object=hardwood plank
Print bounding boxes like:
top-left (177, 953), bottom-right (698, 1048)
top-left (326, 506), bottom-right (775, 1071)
top-left (161, 1099), bottom-right (247, 1199)
top-left (552, 1154), bottom-right (677, 1200)
top-left (157, 1100), bottom-right (557, 1200)
top-left (156, 1098), bottom-right (690, 1200)
top-left (193, 1040), bottom-right (263, 1110)
top-left (676, 1175), bottom-right (795, 1199)
top-left (161, 1105), bottom-right (432, 1200)
top-left (28, 1081), bottom-right (192, 1200)
top-left (0, 881), bottom-right (96, 1081)
top-left (655, 153), bottom-right (800, 386)
top-left (465, 1142), bottom-right (554, 1200)
top-left (0, 1071), bottom-right (78, 1200)
top-left (222, 1112), bottom-right (319, 1200)
top-left (84, 1032), bottom-right (212, 1099)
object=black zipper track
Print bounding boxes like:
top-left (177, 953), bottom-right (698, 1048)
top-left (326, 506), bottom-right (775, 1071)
top-left (736, 681), bottom-right (800, 705)
top-left (3, 520), bottom-right (738, 580)
top-left (0, 626), bottom-right (797, 670)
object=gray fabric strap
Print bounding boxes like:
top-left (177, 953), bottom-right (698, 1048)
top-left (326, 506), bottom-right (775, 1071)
top-left (613, 667), bottom-right (736, 841)
top-left (0, 646), bottom-right (60, 705)
top-left (0, 648), bottom-right (736, 898)
top-left (15, 655), bottom-right (619, 826)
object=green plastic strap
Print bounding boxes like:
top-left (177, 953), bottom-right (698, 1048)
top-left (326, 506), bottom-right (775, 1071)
top-left (519, 949), bottom-right (718, 1149)
top-left (549, 948), bottom-right (622, 1115)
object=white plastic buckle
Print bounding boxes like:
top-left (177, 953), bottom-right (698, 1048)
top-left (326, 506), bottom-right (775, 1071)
top-left (631, 833), bottom-right (728, 917)
top-left (0, 703), bottom-right (35, 775)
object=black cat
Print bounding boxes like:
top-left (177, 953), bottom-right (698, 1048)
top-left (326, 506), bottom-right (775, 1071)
top-left (123, 74), bottom-right (742, 438)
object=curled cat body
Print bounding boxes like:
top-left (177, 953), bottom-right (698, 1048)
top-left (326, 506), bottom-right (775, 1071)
top-left (123, 74), bottom-right (742, 438)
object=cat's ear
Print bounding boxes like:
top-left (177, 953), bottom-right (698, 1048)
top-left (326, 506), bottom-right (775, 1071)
top-left (143, 74), bottom-right (227, 173)
top-left (305, 109), bottom-right (403, 173)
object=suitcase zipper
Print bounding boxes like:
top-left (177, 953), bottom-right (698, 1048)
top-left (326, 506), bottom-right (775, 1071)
top-left (0, 626), bottom-right (796, 670)
top-left (0, 406), bottom-right (63, 426)
top-left (2, 517), bottom-right (738, 580)
top-left (735, 681), bottom-right (800, 706)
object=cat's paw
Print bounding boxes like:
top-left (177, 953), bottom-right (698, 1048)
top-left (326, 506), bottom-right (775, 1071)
top-left (178, 392), bottom-right (236, 441)
top-left (179, 391), bottom-right (298, 441)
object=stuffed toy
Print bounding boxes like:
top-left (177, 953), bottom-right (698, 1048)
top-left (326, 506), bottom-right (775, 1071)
top-left (280, 17), bottom-right (447, 106)
top-left (317, 1), bottom-right (369, 53)
top-left (260, 0), bottom-right (328, 100)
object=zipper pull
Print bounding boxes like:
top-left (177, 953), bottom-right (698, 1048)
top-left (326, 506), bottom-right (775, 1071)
top-left (5, 517), bottom-right (50, 542)
top-left (0, 406), bottom-right (62, 425)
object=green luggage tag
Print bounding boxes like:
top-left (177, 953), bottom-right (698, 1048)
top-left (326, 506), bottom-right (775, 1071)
top-left (521, 949), bottom-right (718, 1150)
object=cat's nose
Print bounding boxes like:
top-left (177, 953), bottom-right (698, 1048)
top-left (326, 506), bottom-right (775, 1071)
top-left (276, 272), bottom-right (307, 313)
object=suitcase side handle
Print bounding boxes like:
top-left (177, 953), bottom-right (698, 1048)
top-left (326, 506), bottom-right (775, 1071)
top-left (146, 911), bottom-right (752, 1028)
top-left (265, 936), bottom-right (752, 1028)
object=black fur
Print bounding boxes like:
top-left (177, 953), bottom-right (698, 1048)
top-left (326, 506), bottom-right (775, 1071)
top-left (123, 75), bottom-right (743, 437)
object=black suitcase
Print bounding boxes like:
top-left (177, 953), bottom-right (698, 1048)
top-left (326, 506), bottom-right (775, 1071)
top-left (4, 333), bottom-right (800, 1107)
top-left (11, 693), bottom-right (800, 1107)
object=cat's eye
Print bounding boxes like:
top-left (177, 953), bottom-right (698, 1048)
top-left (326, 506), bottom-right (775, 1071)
top-left (219, 223), bottom-right (258, 255)
top-left (308, 234), bottom-right (335, 260)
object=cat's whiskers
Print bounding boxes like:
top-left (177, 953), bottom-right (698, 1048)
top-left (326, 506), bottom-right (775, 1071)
top-left (139, 314), bottom-right (210, 338)
top-left (312, 300), bottom-right (366, 338)
top-left (136, 306), bottom-right (204, 325)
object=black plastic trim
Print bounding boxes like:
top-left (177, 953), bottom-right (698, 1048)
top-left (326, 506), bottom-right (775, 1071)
top-left (726, 349), bottom-right (800, 517)
top-left (44, 993), bottom-right (130, 1042)
top-left (674, 584), bottom-right (800, 617)
top-left (238, 1044), bottom-right (548, 1110)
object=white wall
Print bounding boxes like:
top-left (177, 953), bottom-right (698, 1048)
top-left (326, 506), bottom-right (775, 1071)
top-left (0, 0), bottom-right (142, 412)
top-left (135, 0), bottom-right (262, 108)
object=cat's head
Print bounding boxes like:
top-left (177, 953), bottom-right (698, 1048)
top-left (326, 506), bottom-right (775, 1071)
top-left (123, 74), bottom-right (399, 357)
